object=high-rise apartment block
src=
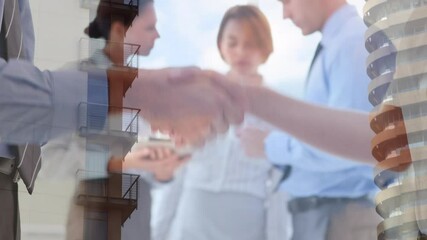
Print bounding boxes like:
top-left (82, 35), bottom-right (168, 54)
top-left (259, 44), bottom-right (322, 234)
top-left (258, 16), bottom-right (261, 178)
top-left (365, 0), bottom-right (427, 238)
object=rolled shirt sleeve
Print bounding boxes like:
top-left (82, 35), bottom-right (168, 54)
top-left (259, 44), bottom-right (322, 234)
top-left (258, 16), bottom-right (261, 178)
top-left (263, 5), bottom-right (377, 198)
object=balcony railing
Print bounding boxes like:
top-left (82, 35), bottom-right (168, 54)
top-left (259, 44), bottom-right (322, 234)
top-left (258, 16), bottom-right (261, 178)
top-left (79, 38), bottom-right (140, 71)
top-left (76, 170), bottom-right (140, 202)
top-left (78, 102), bottom-right (140, 138)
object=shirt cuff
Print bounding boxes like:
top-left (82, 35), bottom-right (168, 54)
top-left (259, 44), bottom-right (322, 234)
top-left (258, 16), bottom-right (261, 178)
top-left (86, 70), bottom-right (109, 131)
top-left (87, 70), bottom-right (109, 106)
top-left (51, 70), bottom-right (88, 138)
top-left (265, 131), bottom-right (292, 166)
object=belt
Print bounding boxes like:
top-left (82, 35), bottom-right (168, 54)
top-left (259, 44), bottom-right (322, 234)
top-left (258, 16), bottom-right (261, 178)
top-left (0, 157), bottom-right (19, 182)
top-left (288, 196), bottom-right (369, 214)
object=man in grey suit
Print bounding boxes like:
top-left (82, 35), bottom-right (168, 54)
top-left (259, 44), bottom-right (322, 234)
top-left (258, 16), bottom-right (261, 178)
top-left (0, 0), bottom-right (42, 238)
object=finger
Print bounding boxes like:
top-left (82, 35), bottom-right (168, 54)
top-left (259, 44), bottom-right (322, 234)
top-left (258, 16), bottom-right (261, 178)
top-left (172, 134), bottom-right (186, 147)
top-left (163, 148), bottom-right (173, 157)
top-left (169, 154), bottom-right (180, 162)
top-left (149, 149), bottom-right (158, 160)
top-left (132, 148), bottom-right (151, 159)
top-left (159, 147), bottom-right (175, 159)
top-left (156, 147), bottom-right (166, 159)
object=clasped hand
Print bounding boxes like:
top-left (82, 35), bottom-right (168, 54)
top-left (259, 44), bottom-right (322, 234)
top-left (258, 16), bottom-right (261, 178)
top-left (124, 67), bottom-right (248, 147)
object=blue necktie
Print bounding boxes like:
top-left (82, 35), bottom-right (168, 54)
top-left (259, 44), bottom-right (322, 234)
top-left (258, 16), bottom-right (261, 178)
top-left (305, 43), bottom-right (323, 89)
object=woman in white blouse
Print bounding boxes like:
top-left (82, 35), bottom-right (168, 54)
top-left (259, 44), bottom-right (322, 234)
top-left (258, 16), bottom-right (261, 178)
top-left (152, 5), bottom-right (288, 240)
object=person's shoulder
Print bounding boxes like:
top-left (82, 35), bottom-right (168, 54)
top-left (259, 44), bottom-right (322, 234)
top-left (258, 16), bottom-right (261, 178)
top-left (324, 18), bottom-right (368, 68)
top-left (331, 15), bottom-right (367, 53)
top-left (336, 13), bottom-right (366, 39)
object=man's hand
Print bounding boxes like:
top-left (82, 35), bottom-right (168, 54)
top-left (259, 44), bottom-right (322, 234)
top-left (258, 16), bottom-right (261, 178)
top-left (202, 70), bottom-right (249, 113)
top-left (124, 67), bottom-right (246, 146)
top-left (123, 147), bottom-right (190, 182)
top-left (237, 126), bottom-right (269, 158)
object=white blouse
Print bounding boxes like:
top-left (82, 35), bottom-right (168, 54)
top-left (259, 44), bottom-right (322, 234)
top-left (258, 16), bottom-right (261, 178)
top-left (183, 114), bottom-right (273, 198)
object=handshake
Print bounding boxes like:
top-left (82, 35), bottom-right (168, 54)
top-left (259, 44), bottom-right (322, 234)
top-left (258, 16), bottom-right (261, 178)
top-left (122, 67), bottom-right (251, 147)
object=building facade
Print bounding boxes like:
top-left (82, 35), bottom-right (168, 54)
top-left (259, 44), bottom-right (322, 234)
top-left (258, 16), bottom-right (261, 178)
top-left (365, 0), bottom-right (427, 238)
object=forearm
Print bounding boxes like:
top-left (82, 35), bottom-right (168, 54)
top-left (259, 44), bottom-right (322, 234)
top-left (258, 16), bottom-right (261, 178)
top-left (0, 60), bottom-right (89, 143)
top-left (245, 85), bottom-right (375, 165)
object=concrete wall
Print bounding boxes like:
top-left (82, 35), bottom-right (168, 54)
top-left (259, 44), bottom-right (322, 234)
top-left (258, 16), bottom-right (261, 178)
top-left (31, 0), bottom-right (90, 70)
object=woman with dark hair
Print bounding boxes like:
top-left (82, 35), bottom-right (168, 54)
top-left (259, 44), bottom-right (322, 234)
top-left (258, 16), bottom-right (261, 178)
top-left (40, 1), bottom-right (187, 240)
top-left (84, 0), bottom-right (158, 61)
top-left (41, 0), bottom-right (163, 184)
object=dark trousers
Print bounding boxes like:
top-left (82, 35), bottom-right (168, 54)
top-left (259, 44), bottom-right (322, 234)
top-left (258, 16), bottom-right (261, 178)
top-left (0, 173), bottom-right (20, 240)
top-left (290, 197), bottom-right (380, 240)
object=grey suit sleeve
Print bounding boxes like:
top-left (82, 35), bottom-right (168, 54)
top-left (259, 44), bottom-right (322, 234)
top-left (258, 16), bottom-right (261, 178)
top-left (0, 58), bottom-right (89, 144)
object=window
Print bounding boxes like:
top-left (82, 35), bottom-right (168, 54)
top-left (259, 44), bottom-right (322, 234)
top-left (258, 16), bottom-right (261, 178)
top-left (413, 24), bottom-right (425, 34)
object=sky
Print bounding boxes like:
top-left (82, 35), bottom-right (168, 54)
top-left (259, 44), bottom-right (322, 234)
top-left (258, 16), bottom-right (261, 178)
top-left (139, 0), bottom-right (365, 98)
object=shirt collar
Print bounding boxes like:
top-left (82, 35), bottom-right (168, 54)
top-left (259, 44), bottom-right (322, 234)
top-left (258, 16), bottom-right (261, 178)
top-left (90, 49), bottom-right (113, 68)
top-left (321, 4), bottom-right (358, 47)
